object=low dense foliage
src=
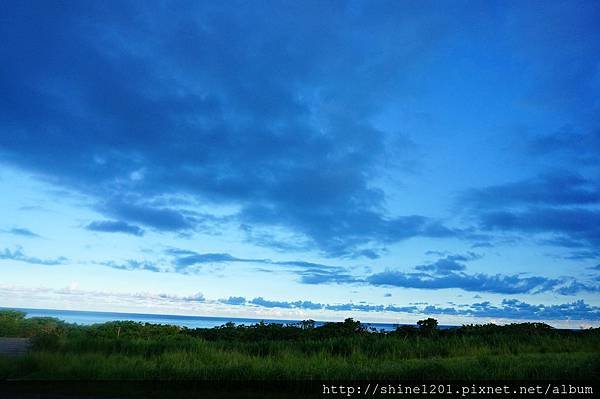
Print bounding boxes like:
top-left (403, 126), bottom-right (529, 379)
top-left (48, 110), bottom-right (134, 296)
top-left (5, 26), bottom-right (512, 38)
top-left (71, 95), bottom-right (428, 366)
top-left (0, 310), bottom-right (598, 380)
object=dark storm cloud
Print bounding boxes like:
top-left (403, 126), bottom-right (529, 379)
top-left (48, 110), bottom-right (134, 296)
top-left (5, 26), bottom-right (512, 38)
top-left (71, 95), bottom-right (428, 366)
top-left (0, 1), bottom-right (467, 256)
top-left (86, 220), bottom-right (144, 236)
top-left (0, 247), bottom-right (67, 266)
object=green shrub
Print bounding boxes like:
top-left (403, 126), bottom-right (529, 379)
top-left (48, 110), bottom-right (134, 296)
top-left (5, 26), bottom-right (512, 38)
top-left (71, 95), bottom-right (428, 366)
top-left (1, 310), bottom-right (598, 380)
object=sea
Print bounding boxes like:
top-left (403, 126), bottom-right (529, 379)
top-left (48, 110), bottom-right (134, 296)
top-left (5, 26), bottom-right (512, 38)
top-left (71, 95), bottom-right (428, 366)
top-left (3, 307), bottom-right (422, 331)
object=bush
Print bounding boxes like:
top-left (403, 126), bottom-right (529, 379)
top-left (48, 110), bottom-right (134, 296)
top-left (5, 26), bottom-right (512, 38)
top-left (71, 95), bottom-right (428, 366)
top-left (0, 310), bottom-right (27, 336)
top-left (417, 318), bottom-right (439, 335)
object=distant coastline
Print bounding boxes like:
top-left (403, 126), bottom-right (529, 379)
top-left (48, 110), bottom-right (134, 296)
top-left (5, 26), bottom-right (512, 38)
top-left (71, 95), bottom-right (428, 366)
top-left (0, 306), bottom-right (462, 331)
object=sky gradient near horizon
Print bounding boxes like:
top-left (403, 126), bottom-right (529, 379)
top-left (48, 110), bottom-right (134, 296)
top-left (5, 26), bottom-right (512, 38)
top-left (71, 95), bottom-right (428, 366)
top-left (1, 1), bottom-right (599, 327)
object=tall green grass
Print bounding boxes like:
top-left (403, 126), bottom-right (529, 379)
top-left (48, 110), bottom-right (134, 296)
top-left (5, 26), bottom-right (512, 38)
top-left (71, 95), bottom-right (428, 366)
top-left (1, 350), bottom-right (597, 380)
top-left (1, 310), bottom-right (598, 380)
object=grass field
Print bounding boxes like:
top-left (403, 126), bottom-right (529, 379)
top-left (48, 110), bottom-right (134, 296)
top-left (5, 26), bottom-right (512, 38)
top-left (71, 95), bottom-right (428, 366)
top-left (0, 310), bottom-right (598, 380)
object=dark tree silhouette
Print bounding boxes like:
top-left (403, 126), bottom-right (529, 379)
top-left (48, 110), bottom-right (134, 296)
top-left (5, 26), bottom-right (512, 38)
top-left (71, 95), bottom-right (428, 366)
top-left (417, 318), bottom-right (439, 335)
top-left (300, 319), bottom-right (315, 330)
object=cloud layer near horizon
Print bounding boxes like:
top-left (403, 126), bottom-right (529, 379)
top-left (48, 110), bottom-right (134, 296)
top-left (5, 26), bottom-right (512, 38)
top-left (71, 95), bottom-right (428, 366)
top-left (1, 284), bottom-right (598, 322)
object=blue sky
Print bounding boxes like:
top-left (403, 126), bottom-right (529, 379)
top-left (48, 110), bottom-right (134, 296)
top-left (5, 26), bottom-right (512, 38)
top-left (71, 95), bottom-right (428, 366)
top-left (1, 0), bottom-right (599, 327)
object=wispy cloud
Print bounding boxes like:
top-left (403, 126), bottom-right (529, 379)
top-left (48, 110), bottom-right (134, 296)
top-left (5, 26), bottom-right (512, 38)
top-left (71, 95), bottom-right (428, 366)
top-left (462, 173), bottom-right (600, 208)
top-left (2, 227), bottom-right (40, 238)
top-left (99, 201), bottom-right (195, 232)
top-left (414, 253), bottom-right (480, 274)
top-left (480, 208), bottom-right (600, 250)
top-left (366, 270), bottom-right (561, 295)
top-left (164, 248), bottom-right (351, 279)
top-left (0, 247), bottom-right (66, 266)
top-left (100, 260), bottom-right (162, 273)
top-left (283, 251), bottom-right (600, 296)
top-left (103, 249), bottom-right (600, 296)
top-left (86, 220), bottom-right (144, 236)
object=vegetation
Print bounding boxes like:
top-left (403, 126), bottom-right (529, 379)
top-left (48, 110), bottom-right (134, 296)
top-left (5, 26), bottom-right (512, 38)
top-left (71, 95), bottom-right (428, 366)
top-left (0, 310), bottom-right (598, 380)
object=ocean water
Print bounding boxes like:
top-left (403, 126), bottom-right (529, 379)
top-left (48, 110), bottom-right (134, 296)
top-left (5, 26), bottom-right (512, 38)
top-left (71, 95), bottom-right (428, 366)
top-left (5, 307), bottom-right (409, 331)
